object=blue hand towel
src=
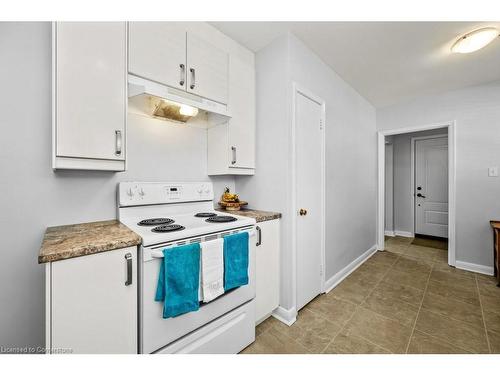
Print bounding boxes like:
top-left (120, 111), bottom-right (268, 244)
top-left (223, 231), bottom-right (249, 291)
top-left (155, 243), bottom-right (201, 319)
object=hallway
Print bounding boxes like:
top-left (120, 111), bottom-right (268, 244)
top-left (242, 236), bottom-right (500, 354)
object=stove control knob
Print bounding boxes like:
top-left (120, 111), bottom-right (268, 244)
top-left (138, 188), bottom-right (145, 197)
top-left (204, 188), bottom-right (210, 194)
top-left (197, 187), bottom-right (203, 194)
top-left (127, 188), bottom-right (134, 197)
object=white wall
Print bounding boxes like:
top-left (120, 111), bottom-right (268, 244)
top-left (289, 35), bottom-right (377, 284)
top-left (391, 129), bottom-right (448, 234)
top-left (377, 81), bottom-right (500, 269)
top-left (236, 33), bottom-right (377, 311)
top-left (234, 35), bottom-right (292, 308)
top-left (0, 22), bottom-right (235, 351)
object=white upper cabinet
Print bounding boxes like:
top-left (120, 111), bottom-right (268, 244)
top-left (207, 53), bottom-right (255, 175)
top-left (128, 22), bottom-right (187, 90)
top-left (128, 22), bottom-right (253, 175)
top-left (53, 22), bottom-right (127, 171)
top-left (128, 23), bottom-right (229, 105)
top-left (186, 33), bottom-right (228, 104)
top-left (228, 55), bottom-right (255, 169)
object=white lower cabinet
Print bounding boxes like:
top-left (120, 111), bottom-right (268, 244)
top-left (255, 219), bottom-right (280, 323)
top-left (46, 247), bottom-right (138, 354)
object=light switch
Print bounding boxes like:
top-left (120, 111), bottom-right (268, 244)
top-left (488, 167), bottom-right (498, 177)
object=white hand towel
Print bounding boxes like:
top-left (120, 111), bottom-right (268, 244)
top-left (200, 238), bottom-right (225, 303)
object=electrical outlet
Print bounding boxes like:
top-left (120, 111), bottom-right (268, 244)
top-left (488, 167), bottom-right (499, 177)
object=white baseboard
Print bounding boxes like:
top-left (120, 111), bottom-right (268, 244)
top-left (272, 306), bottom-right (297, 326)
top-left (255, 312), bottom-right (273, 326)
top-left (324, 245), bottom-right (378, 294)
top-left (394, 230), bottom-right (414, 238)
top-left (384, 230), bottom-right (395, 237)
top-left (455, 260), bottom-right (494, 276)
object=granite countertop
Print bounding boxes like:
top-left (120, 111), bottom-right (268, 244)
top-left (216, 208), bottom-right (281, 223)
top-left (38, 220), bottom-right (141, 264)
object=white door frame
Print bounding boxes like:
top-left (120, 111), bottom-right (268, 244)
top-left (410, 134), bottom-right (448, 238)
top-left (377, 121), bottom-right (456, 267)
top-left (384, 141), bottom-right (394, 236)
top-left (291, 82), bottom-right (326, 313)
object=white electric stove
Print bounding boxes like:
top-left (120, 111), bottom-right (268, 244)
top-left (118, 182), bottom-right (257, 354)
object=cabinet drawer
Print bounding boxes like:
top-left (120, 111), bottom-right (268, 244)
top-left (156, 301), bottom-right (255, 354)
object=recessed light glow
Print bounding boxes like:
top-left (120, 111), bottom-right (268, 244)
top-left (451, 27), bottom-right (499, 54)
top-left (179, 104), bottom-right (199, 117)
top-left (152, 99), bottom-right (200, 122)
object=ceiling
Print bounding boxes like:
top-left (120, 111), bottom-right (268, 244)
top-left (210, 22), bottom-right (500, 108)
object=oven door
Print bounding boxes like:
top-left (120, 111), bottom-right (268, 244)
top-left (139, 227), bottom-right (256, 354)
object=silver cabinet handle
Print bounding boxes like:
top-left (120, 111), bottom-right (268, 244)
top-left (231, 146), bottom-right (237, 165)
top-left (190, 68), bottom-right (196, 89)
top-left (125, 253), bottom-right (132, 286)
top-left (179, 64), bottom-right (185, 86)
top-left (256, 226), bottom-right (262, 246)
top-left (115, 130), bottom-right (122, 156)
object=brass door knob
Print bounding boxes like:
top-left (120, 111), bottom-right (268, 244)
top-left (299, 209), bottom-right (307, 216)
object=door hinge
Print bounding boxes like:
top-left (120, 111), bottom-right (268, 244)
top-left (319, 119), bottom-right (323, 130)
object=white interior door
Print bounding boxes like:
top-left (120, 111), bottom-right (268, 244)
top-left (415, 137), bottom-right (448, 238)
top-left (295, 90), bottom-right (324, 311)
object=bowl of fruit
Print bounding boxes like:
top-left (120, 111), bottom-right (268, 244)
top-left (218, 187), bottom-right (248, 211)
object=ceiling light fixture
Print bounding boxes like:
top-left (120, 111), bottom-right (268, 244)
top-left (451, 27), bottom-right (499, 54)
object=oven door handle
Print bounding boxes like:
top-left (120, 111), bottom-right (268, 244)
top-left (150, 230), bottom-right (256, 259)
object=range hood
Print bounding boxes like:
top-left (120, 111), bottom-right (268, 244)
top-left (128, 74), bottom-right (231, 124)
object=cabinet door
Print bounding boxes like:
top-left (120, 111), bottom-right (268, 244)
top-left (255, 220), bottom-right (280, 323)
top-left (186, 33), bottom-right (228, 104)
top-left (228, 55), bottom-right (256, 169)
top-left (51, 247), bottom-right (137, 354)
top-left (128, 22), bottom-right (187, 89)
top-left (55, 22), bottom-right (126, 161)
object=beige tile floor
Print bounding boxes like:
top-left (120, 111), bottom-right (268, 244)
top-left (241, 236), bottom-right (500, 354)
